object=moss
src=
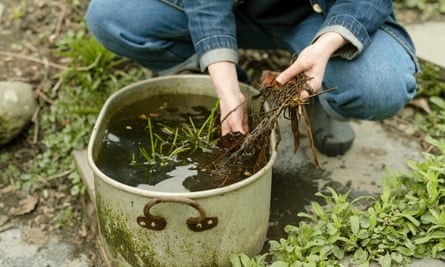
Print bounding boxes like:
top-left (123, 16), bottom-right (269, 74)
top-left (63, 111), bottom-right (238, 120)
top-left (96, 194), bottom-right (160, 267)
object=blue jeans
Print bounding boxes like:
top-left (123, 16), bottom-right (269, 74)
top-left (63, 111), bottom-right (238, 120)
top-left (86, 0), bottom-right (417, 121)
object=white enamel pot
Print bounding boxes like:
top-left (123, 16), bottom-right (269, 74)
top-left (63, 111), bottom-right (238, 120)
top-left (87, 75), bottom-right (277, 267)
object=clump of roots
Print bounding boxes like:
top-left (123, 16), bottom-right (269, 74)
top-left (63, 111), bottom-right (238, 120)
top-left (214, 70), bottom-right (336, 186)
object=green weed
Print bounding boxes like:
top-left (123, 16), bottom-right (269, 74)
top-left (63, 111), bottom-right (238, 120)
top-left (173, 99), bottom-right (220, 153)
top-left (415, 96), bottom-right (445, 140)
top-left (17, 28), bottom-right (146, 191)
top-left (231, 137), bottom-right (445, 266)
top-left (394, 0), bottom-right (445, 14)
top-left (10, 0), bottom-right (27, 20)
top-left (416, 60), bottom-right (445, 98)
top-left (51, 208), bottom-right (77, 229)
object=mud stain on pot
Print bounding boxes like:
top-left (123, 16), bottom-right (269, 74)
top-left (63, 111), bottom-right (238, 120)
top-left (95, 93), bottom-right (265, 193)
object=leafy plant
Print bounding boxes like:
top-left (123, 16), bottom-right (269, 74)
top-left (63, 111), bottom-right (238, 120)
top-left (415, 60), bottom-right (445, 98)
top-left (414, 96), bottom-right (445, 140)
top-left (231, 137), bottom-right (445, 266)
top-left (18, 28), bottom-right (146, 192)
top-left (394, 0), bottom-right (445, 14)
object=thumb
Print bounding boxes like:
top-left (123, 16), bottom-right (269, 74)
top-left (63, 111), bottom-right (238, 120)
top-left (276, 61), bottom-right (305, 84)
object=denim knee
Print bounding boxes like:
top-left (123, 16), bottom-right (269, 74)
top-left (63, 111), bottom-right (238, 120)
top-left (322, 70), bottom-right (417, 121)
top-left (85, 0), bottom-right (195, 72)
top-left (85, 0), bottom-right (116, 51)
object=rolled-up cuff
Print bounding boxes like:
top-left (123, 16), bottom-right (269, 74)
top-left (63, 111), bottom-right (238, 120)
top-left (199, 48), bottom-right (238, 71)
top-left (313, 25), bottom-right (364, 60)
top-left (157, 54), bottom-right (199, 76)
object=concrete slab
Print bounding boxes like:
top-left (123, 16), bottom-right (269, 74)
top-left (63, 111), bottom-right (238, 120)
top-left (298, 120), bottom-right (421, 194)
top-left (406, 22), bottom-right (445, 67)
top-left (72, 149), bottom-right (95, 205)
top-left (268, 117), bottom-right (422, 230)
top-left (0, 228), bottom-right (89, 267)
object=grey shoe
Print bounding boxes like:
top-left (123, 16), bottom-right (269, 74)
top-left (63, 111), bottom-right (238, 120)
top-left (309, 100), bottom-right (355, 157)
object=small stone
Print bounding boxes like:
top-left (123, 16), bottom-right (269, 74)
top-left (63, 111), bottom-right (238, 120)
top-left (0, 214), bottom-right (9, 226)
top-left (0, 81), bottom-right (37, 146)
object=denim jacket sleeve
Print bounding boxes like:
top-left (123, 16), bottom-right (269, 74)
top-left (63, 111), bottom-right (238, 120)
top-left (182, 0), bottom-right (239, 71)
top-left (312, 0), bottom-right (393, 59)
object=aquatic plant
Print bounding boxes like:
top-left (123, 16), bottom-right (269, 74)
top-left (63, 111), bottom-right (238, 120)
top-left (137, 117), bottom-right (190, 171)
top-left (177, 99), bottom-right (220, 153)
top-left (135, 100), bottom-right (220, 175)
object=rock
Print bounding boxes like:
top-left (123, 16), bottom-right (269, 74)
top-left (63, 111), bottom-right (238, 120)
top-left (0, 82), bottom-right (37, 146)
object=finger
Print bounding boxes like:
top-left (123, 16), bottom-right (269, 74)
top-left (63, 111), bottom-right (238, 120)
top-left (220, 119), bottom-right (231, 136)
top-left (300, 90), bottom-right (310, 99)
top-left (241, 113), bottom-right (249, 135)
top-left (221, 114), bottom-right (248, 136)
top-left (276, 61), bottom-right (305, 84)
top-left (221, 123), bottom-right (245, 136)
top-left (306, 74), bottom-right (322, 92)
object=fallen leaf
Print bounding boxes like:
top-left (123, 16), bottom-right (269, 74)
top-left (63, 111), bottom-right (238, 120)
top-left (149, 112), bottom-right (160, 118)
top-left (9, 195), bottom-right (39, 216)
top-left (33, 0), bottom-right (47, 8)
top-left (410, 98), bottom-right (431, 113)
top-left (0, 214), bottom-right (9, 227)
top-left (0, 185), bottom-right (14, 194)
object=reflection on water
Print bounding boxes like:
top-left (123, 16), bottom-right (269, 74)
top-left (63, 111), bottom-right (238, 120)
top-left (95, 94), bottom-right (218, 191)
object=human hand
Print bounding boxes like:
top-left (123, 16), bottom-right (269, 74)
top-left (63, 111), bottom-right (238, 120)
top-left (276, 32), bottom-right (346, 98)
top-left (208, 61), bottom-right (249, 136)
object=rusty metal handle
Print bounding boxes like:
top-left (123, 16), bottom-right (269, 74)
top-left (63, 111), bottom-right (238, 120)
top-left (136, 196), bottom-right (218, 232)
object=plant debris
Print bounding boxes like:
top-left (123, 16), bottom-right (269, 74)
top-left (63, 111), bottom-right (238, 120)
top-left (9, 195), bottom-right (39, 216)
top-left (224, 70), bottom-right (336, 171)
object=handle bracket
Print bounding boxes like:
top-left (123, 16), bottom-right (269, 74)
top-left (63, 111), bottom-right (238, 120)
top-left (137, 196), bottom-right (218, 232)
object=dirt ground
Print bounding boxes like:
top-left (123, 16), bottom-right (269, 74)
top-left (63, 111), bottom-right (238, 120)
top-left (0, 1), bottom-right (440, 266)
top-left (0, 1), bottom-right (109, 266)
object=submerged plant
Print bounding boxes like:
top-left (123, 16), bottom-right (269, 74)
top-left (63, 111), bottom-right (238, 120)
top-left (134, 100), bottom-right (220, 180)
top-left (177, 99), bottom-right (220, 153)
top-left (136, 118), bottom-right (190, 171)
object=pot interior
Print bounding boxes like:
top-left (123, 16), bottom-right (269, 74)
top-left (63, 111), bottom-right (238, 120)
top-left (88, 75), bottom-right (277, 197)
